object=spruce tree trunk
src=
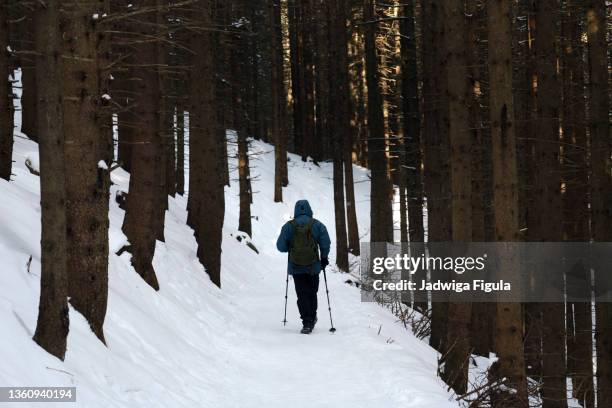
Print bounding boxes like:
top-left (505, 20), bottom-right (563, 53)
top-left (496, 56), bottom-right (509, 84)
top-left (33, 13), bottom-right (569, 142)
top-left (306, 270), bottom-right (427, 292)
top-left (332, 141), bottom-right (349, 272)
top-left (466, 0), bottom-right (485, 244)
top-left (0, 1), bottom-right (13, 181)
top-left (440, 0), bottom-right (472, 395)
top-left (561, 3), bottom-right (592, 406)
top-left (21, 70), bottom-right (37, 138)
top-left (336, 0), bottom-right (359, 256)
top-left (424, 0), bottom-right (451, 352)
top-left (300, 0), bottom-right (315, 162)
top-left (229, 1), bottom-right (252, 236)
top-left (348, 27), bottom-right (368, 168)
top-left (344, 149), bottom-right (360, 256)
top-left (279, 0), bottom-right (288, 187)
top-left (404, 0), bottom-right (425, 312)
top-left (97, 0), bottom-right (113, 165)
top-left (532, 2), bottom-right (567, 406)
top-left (363, 0), bottom-right (392, 244)
top-left (32, 0), bottom-right (69, 361)
top-left (187, 0), bottom-right (224, 287)
top-left (154, 15), bottom-right (168, 242)
top-left (237, 125), bottom-right (251, 235)
top-left (212, 0), bottom-right (230, 188)
top-left (115, 72), bottom-right (134, 172)
top-left (586, 1), bottom-right (612, 406)
top-left (62, 0), bottom-right (110, 343)
top-left (399, 0), bottom-right (423, 246)
top-left (121, 0), bottom-right (165, 291)
top-left (467, 0), bottom-right (491, 357)
top-left (232, 54), bottom-right (252, 236)
top-left (20, 15), bottom-right (37, 140)
top-left (176, 103), bottom-right (185, 195)
top-left (313, 0), bottom-right (329, 162)
top-left (487, 1), bottom-right (528, 404)
top-left (517, 0), bottom-right (543, 380)
top-left (113, 6), bottom-right (135, 173)
top-left (246, 2), bottom-right (259, 140)
top-left (288, 0), bottom-right (303, 155)
top-left (165, 107), bottom-right (176, 198)
top-left (271, 0), bottom-right (287, 203)
top-left (513, 0), bottom-right (532, 240)
top-left (330, 0), bottom-right (349, 272)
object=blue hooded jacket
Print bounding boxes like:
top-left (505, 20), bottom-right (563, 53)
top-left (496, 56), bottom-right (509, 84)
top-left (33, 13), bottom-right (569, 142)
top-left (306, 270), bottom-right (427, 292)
top-left (276, 200), bottom-right (331, 275)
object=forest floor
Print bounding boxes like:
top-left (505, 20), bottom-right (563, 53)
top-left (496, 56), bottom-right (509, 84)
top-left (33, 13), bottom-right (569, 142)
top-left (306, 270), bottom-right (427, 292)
top-left (0, 133), bottom-right (457, 408)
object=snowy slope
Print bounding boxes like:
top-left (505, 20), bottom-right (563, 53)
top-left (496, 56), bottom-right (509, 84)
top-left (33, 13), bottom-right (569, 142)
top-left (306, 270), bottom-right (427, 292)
top-left (0, 79), bottom-right (457, 407)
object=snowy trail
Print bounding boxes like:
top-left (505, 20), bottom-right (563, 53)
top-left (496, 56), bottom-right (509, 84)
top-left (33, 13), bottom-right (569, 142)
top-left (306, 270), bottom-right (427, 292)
top-left (181, 136), bottom-right (456, 407)
top-left (222, 269), bottom-right (452, 408)
top-left (0, 129), bottom-right (457, 407)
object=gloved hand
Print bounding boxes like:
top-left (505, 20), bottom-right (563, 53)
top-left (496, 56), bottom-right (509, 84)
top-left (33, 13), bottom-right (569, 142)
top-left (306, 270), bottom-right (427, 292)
top-left (320, 257), bottom-right (329, 270)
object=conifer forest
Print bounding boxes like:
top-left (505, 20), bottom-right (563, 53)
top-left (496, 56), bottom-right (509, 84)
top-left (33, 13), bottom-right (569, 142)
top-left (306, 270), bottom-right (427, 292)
top-left (0, 0), bottom-right (610, 407)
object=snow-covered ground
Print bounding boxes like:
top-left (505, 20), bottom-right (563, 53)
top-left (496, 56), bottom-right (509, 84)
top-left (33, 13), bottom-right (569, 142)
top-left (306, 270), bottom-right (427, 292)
top-left (0, 73), bottom-right (456, 408)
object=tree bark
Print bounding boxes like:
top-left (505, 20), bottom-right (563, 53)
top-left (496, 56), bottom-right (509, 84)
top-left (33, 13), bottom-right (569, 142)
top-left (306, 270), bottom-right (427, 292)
top-left (440, 0), bottom-right (472, 395)
top-left (229, 1), bottom-right (252, 236)
top-left (586, 1), bottom-right (612, 406)
top-left (399, 0), bottom-right (423, 246)
top-left (187, 0), bottom-right (224, 287)
top-left (487, 1), bottom-right (528, 404)
top-left (176, 102), bottom-right (185, 195)
top-left (363, 0), bottom-right (392, 244)
top-left (121, 0), bottom-right (165, 291)
top-left (212, 0), bottom-right (230, 188)
top-left (115, 71), bottom-right (135, 172)
top-left (154, 11), bottom-right (168, 242)
top-left (423, 0), bottom-right (451, 352)
top-left (348, 26), bottom-right (368, 168)
top-left (112, 2), bottom-right (135, 173)
top-left (336, 0), bottom-right (359, 257)
top-left (330, 0), bottom-right (349, 272)
top-left (313, 0), bottom-right (329, 162)
top-left (288, 0), bottom-right (303, 155)
top-left (271, 0), bottom-right (287, 203)
top-left (532, 1), bottom-right (567, 406)
top-left (20, 15), bottom-right (37, 140)
top-left (0, 0), bottom-right (13, 181)
top-left (165, 107), bottom-right (176, 198)
top-left (516, 0), bottom-right (543, 380)
top-left (561, 3), bottom-right (592, 406)
top-left (467, 0), bottom-right (491, 357)
top-left (33, 0), bottom-right (69, 361)
top-left (62, 0), bottom-right (110, 343)
top-left (300, 0), bottom-right (315, 162)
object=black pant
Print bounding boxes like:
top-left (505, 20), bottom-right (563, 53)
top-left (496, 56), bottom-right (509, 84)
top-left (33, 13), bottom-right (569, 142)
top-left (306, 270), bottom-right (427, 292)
top-left (293, 273), bottom-right (319, 325)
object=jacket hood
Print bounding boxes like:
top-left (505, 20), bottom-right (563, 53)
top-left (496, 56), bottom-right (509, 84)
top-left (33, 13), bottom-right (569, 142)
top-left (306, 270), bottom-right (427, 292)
top-left (294, 200), bottom-right (313, 218)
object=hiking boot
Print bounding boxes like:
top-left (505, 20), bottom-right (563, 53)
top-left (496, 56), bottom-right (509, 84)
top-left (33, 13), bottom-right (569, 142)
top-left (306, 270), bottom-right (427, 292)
top-left (300, 325), bottom-right (313, 334)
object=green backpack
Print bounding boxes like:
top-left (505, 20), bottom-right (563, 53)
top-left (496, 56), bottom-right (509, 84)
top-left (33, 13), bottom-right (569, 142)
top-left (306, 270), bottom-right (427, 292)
top-left (289, 219), bottom-right (320, 266)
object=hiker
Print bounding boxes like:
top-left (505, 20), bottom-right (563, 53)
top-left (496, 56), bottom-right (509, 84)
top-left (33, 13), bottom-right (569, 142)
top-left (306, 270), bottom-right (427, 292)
top-left (276, 200), bottom-right (331, 334)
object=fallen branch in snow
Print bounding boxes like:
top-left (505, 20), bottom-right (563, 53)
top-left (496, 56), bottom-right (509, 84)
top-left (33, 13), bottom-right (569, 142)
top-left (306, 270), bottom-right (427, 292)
top-left (26, 255), bottom-right (32, 274)
top-left (456, 378), bottom-right (502, 401)
top-left (25, 158), bottom-right (39, 176)
top-left (45, 367), bottom-right (74, 377)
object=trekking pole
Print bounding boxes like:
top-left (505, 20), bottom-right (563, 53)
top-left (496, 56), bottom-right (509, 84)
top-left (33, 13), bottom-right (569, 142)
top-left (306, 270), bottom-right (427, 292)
top-left (282, 271), bottom-right (289, 326)
top-left (322, 267), bottom-right (336, 332)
